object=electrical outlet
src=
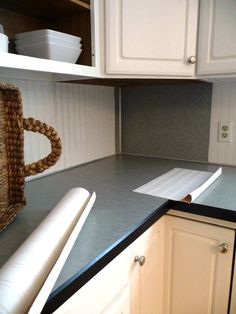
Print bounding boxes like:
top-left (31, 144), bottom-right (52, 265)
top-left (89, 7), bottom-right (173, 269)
top-left (218, 121), bottom-right (233, 143)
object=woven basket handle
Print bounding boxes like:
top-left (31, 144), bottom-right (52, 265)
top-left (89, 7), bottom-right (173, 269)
top-left (23, 118), bottom-right (62, 177)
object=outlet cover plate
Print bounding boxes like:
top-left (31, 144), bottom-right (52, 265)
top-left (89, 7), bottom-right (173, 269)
top-left (218, 121), bottom-right (233, 143)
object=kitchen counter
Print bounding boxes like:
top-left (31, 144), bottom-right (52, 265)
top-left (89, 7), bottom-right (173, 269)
top-left (0, 154), bottom-right (236, 312)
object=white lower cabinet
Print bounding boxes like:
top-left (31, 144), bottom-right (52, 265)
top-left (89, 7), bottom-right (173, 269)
top-left (54, 215), bottom-right (235, 314)
top-left (101, 286), bottom-right (130, 314)
top-left (54, 244), bottom-right (131, 314)
top-left (163, 215), bottom-right (235, 314)
top-left (54, 218), bottom-right (164, 314)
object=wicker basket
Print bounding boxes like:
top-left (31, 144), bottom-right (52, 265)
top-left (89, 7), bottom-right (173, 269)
top-left (0, 83), bottom-right (62, 231)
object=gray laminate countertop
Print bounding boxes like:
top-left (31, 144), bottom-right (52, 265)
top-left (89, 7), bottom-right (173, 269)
top-left (0, 154), bottom-right (236, 293)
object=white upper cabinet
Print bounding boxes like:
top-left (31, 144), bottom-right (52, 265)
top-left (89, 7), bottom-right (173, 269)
top-left (105, 0), bottom-right (199, 76)
top-left (3, 0), bottom-right (236, 80)
top-left (197, 0), bottom-right (236, 76)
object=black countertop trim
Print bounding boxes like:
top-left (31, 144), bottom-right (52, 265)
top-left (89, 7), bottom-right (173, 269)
top-left (168, 200), bottom-right (236, 223)
top-left (42, 200), bottom-right (236, 313)
top-left (42, 202), bottom-right (169, 313)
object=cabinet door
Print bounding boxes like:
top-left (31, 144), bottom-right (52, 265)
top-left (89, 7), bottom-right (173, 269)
top-left (101, 286), bottom-right (130, 314)
top-left (105, 0), bottom-right (198, 76)
top-left (130, 218), bottom-right (164, 314)
top-left (53, 246), bottom-right (130, 314)
top-left (198, 0), bottom-right (236, 76)
top-left (163, 215), bottom-right (235, 314)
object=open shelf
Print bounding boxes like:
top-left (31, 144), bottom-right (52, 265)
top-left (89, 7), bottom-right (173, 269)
top-left (0, 52), bottom-right (99, 81)
top-left (0, 0), bottom-right (92, 66)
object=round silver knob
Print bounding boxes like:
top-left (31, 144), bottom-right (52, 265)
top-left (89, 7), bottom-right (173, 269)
top-left (134, 255), bottom-right (146, 266)
top-left (187, 56), bottom-right (196, 64)
top-left (219, 243), bottom-right (228, 254)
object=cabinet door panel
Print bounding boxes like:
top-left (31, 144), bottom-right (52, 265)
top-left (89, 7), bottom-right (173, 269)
top-left (163, 215), bottom-right (234, 314)
top-left (122, 1), bottom-right (185, 60)
top-left (54, 247), bottom-right (130, 314)
top-left (198, 0), bottom-right (236, 75)
top-left (101, 286), bottom-right (130, 314)
top-left (105, 0), bottom-right (198, 76)
top-left (130, 218), bottom-right (164, 314)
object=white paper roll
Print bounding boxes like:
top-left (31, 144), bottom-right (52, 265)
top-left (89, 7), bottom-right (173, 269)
top-left (28, 191), bottom-right (96, 314)
top-left (0, 187), bottom-right (92, 314)
top-left (134, 167), bottom-right (222, 204)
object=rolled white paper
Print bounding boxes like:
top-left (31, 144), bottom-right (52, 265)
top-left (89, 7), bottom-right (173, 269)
top-left (134, 167), bottom-right (222, 204)
top-left (0, 187), bottom-right (92, 314)
top-left (28, 191), bottom-right (96, 314)
top-left (182, 167), bottom-right (222, 203)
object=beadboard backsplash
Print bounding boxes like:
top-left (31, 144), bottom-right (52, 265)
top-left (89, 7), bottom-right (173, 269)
top-left (2, 79), bottom-right (115, 179)
top-left (209, 82), bottom-right (236, 166)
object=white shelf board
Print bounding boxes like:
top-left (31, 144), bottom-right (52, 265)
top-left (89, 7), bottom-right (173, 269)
top-left (0, 52), bottom-right (100, 81)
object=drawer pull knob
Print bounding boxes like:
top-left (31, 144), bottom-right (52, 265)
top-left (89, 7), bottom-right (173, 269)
top-left (219, 243), bottom-right (228, 253)
top-left (134, 255), bottom-right (146, 266)
top-left (188, 56), bottom-right (196, 64)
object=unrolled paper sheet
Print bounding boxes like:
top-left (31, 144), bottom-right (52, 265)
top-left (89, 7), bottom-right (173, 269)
top-left (134, 167), bottom-right (222, 203)
top-left (0, 187), bottom-right (95, 314)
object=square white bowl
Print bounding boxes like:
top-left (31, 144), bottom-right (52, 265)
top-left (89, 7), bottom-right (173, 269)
top-left (14, 29), bottom-right (81, 45)
top-left (16, 41), bottom-right (82, 63)
top-left (15, 36), bottom-right (82, 49)
top-left (0, 33), bottom-right (8, 52)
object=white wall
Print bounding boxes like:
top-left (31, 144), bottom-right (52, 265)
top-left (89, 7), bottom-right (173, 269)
top-left (209, 81), bottom-right (236, 165)
top-left (2, 79), bottom-right (115, 179)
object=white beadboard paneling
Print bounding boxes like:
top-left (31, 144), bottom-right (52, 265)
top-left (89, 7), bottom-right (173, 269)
top-left (209, 82), bottom-right (236, 165)
top-left (1, 79), bottom-right (115, 178)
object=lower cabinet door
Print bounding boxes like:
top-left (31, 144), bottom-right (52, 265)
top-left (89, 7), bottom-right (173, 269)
top-left (53, 218), bottom-right (165, 314)
top-left (163, 215), bottom-right (235, 314)
top-left (101, 286), bottom-right (130, 314)
top-left (53, 246), bottom-right (130, 314)
top-left (130, 218), bottom-right (164, 314)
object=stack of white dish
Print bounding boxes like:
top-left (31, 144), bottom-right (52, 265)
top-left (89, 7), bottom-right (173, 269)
top-left (14, 29), bottom-right (82, 63)
top-left (0, 24), bottom-right (8, 53)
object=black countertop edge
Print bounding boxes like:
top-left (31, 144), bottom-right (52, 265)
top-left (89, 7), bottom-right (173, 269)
top-left (42, 202), bottom-right (169, 313)
top-left (168, 200), bottom-right (236, 223)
